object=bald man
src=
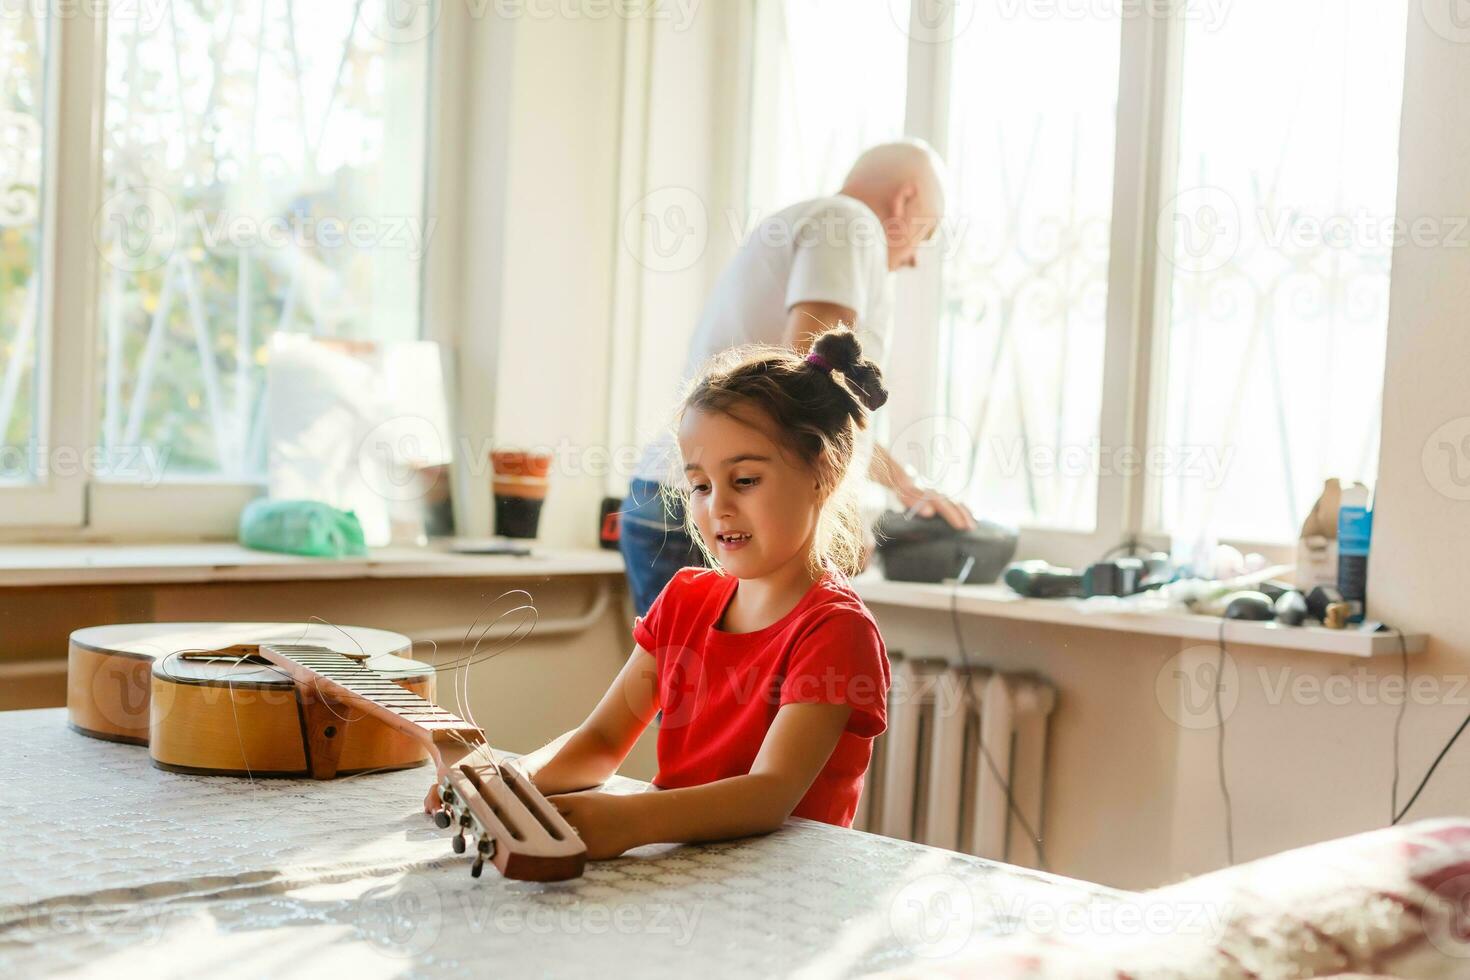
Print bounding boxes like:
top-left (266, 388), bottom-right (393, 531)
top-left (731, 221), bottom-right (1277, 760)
top-left (621, 140), bottom-right (977, 615)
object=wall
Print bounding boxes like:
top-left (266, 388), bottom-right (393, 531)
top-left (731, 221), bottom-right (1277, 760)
top-left (452, 5), bottom-right (747, 547)
top-left (451, 8), bottom-right (625, 545)
top-left (1366, 5), bottom-right (1470, 826)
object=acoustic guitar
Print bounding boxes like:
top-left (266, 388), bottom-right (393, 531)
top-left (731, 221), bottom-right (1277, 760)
top-left (67, 623), bottom-right (586, 881)
top-left (68, 622), bottom-right (424, 773)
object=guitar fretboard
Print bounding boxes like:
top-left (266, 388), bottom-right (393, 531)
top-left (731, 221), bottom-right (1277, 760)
top-left (267, 645), bottom-right (483, 739)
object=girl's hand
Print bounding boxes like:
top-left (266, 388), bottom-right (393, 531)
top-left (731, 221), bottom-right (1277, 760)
top-left (548, 790), bottom-right (637, 860)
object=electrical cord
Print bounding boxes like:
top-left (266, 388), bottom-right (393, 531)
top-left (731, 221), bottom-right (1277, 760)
top-left (1217, 617), bottom-right (1234, 865)
top-left (1391, 627), bottom-right (1408, 823)
top-left (950, 554), bottom-right (1049, 869)
top-left (1392, 622), bottom-right (1466, 825)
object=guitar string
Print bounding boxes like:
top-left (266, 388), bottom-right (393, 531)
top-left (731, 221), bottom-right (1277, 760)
top-left (457, 598), bottom-right (540, 733)
top-left (379, 590), bottom-right (543, 769)
top-left (473, 603), bottom-right (540, 768)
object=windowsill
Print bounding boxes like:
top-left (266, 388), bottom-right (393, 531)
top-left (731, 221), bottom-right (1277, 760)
top-left (0, 542), bottom-right (625, 589)
top-left (852, 575), bottom-right (1427, 659)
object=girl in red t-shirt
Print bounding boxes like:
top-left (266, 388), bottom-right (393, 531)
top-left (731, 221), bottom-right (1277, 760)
top-left (513, 328), bottom-right (893, 859)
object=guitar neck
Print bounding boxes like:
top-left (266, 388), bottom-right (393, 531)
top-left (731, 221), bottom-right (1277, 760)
top-left (260, 643), bottom-right (484, 770)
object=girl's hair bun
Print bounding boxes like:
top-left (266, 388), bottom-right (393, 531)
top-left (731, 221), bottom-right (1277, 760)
top-left (812, 328), bottom-right (890, 412)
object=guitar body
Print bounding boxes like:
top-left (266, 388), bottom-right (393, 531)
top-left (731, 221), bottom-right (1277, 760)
top-left (68, 623), bottom-right (433, 777)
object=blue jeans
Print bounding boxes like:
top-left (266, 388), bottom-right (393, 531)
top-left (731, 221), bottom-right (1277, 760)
top-left (619, 479), bottom-right (705, 617)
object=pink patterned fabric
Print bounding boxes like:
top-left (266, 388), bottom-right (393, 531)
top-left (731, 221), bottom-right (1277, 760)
top-left (881, 819), bottom-right (1470, 979)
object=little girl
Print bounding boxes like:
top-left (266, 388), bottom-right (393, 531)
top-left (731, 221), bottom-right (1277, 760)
top-left (514, 329), bottom-right (892, 859)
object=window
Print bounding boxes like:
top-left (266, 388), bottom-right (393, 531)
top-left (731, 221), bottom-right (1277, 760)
top-left (746, 0), bottom-right (909, 215)
top-left (95, 1), bottom-right (432, 483)
top-left (749, 0), bottom-right (1409, 554)
top-left (1156, 0), bottom-right (1407, 543)
top-left (0, 5), bottom-right (48, 485)
top-left (940, 5), bottom-right (1122, 532)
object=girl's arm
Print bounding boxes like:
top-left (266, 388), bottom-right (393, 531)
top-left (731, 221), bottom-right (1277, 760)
top-left (513, 645), bottom-right (660, 796)
top-left (551, 701), bottom-right (852, 857)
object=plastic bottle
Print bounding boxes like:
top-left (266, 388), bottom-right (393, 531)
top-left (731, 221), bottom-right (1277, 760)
top-left (1337, 484), bottom-right (1372, 623)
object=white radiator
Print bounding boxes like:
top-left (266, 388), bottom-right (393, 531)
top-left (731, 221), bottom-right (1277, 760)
top-left (854, 655), bottom-right (1056, 868)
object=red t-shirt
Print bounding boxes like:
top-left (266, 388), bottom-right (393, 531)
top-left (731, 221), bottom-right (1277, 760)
top-left (631, 567), bottom-right (890, 827)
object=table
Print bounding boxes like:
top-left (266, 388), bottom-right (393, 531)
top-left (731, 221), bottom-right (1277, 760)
top-left (0, 709), bottom-right (1127, 977)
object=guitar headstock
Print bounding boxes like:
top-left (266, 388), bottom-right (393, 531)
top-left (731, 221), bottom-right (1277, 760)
top-left (428, 744), bottom-right (586, 882)
top-left (258, 643), bottom-right (587, 881)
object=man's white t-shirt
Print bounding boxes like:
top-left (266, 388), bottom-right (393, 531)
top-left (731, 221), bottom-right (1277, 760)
top-left (634, 194), bottom-right (893, 485)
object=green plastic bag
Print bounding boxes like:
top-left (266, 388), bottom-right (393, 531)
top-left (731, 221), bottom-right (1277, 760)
top-left (238, 498), bottom-right (368, 558)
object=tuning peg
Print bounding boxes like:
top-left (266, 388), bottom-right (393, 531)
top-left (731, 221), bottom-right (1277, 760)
top-left (452, 833), bottom-right (466, 854)
top-left (470, 859), bottom-right (484, 878)
top-left (432, 808), bottom-right (452, 829)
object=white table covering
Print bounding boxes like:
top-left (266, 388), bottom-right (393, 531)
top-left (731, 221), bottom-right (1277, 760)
top-left (0, 709), bottom-right (1126, 977)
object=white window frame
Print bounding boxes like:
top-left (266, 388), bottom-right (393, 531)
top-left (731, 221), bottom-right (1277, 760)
top-left (1, 3), bottom-right (457, 540)
top-left (747, 0), bottom-right (1316, 569)
top-left (2, 6), bottom-right (96, 528)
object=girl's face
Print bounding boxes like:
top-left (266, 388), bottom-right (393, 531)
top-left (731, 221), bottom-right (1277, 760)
top-left (678, 406), bottom-right (823, 580)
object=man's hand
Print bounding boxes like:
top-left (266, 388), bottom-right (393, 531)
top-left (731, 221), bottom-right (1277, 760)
top-left (897, 484), bottom-right (977, 530)
top-left (872, 444), bottom-right (977, 530)
top-left (547, 789), bottom-right (637, 860)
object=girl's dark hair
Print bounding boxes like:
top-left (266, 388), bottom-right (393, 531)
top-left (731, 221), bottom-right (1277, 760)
top-left (669, 328), bottom-right (889, 577)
